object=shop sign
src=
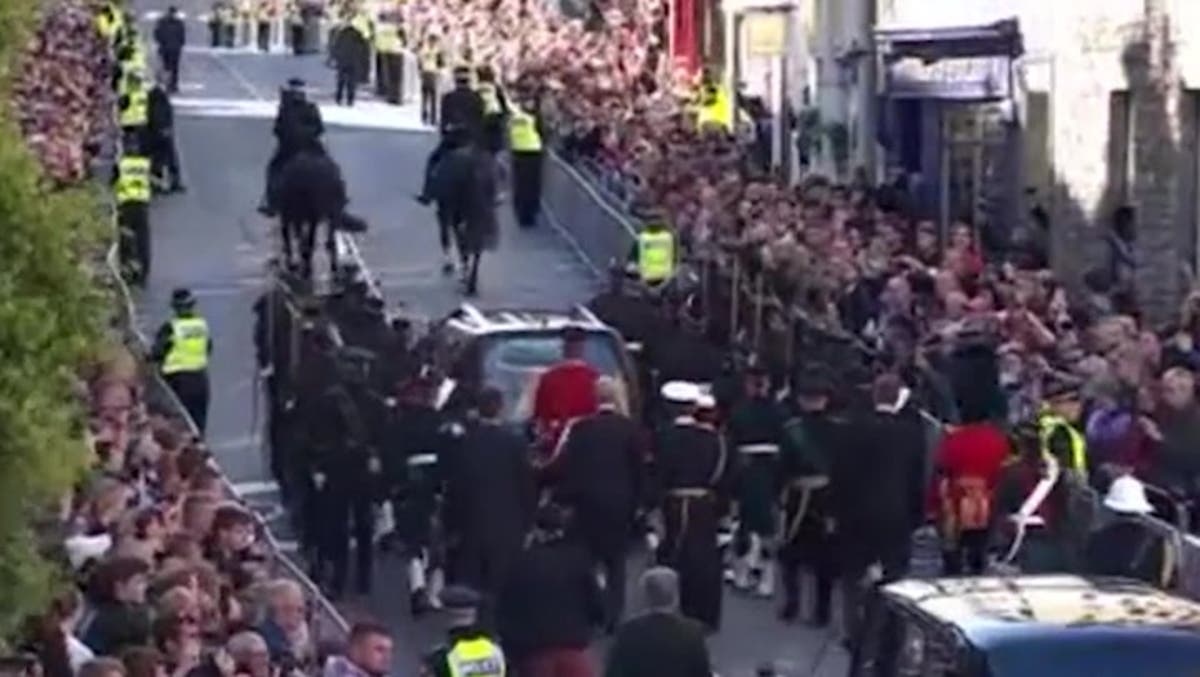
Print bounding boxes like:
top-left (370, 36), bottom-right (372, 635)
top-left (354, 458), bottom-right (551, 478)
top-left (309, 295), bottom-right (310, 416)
top-left (744, 12), bottom-right (786, 57)
top-left (886, 55), bottom-right (1011, 101)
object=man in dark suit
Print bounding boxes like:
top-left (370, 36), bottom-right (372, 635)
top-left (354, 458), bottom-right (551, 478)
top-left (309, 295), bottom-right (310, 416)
top-left (153, 6), bottom-right (186, 92)
top-left (442, 387), bottom-right (536, 621)
top-left (604, 567), bottom-right (712, 677)
top-left (554, 376), bottom-right (646, 630)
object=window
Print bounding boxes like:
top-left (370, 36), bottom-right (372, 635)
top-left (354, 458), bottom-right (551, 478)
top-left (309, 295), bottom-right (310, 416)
top-left (478, 331), bottom-right (629, 422)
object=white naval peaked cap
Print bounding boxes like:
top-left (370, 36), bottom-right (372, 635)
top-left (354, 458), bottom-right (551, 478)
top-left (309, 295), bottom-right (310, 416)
top-left (660, 380), bottom-right (702, 404)
top-left (695, 394), bottom-right (716, 409)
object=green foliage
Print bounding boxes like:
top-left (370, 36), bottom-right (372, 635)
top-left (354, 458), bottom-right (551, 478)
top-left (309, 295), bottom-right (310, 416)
top-left (0, 0), bottom-right (114, 642)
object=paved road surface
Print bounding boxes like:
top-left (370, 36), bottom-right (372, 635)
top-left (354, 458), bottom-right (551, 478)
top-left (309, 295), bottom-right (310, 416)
top-left (126, 5), bottom-right (851, 675)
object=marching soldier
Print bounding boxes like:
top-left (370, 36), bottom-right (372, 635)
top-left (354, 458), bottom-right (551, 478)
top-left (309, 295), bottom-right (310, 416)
top-left (113, 136), bottom-right (153, 286)
top-left (652, 382), bottom-right (730, 632)
top-left (778, 368), bottom-right (838, 625)
top-left (442, 387), bottom-right (535, 622)
top-left (307, 348), bottom-right (381, 599)
top-left (418, 36), bottom-right (443, 125)
top-left (151, 288), bottom-right (213, 433)
top-left (726, 364), bottom-right (787, 597)
top-left (389, 374), bottom-right (451, 614)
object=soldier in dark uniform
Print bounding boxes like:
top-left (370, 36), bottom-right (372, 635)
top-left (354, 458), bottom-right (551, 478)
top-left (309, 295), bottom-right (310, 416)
top-left (419, 586), bottom-right (505, 677)
top-left (252, 261), bottom-right (309, 501)
top-left (442, 387), bottom-right (536, 625)
top-left (389, 374), bottom-right (451, 615)
top-left (726, 364), bottom-right (786, 597)
top-left (778, 367), bottom-right (838, 625)
top-left (652, 382), bottom-right (730, 632)
top-left (306, 349), bottom-right (380, 599)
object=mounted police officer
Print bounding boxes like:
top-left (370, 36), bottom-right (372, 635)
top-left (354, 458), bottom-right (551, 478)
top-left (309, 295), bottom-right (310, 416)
top-left (651, 382), bottom-right (729, 632)
top-left (260, 78), bottom-right (324, 216)
top-left (152, 288), bottom-right (213, 433)
top-left (726, 364), bottom-right (787, 597)
top-left (417, 66), bottom-right (484, 207)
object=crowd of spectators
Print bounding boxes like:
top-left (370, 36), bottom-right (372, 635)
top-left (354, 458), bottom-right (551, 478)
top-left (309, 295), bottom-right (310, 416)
top-left (12, 0), bottom-right (114, 184)
top-left (401, 0), bottom-right (1200, 508)
top-left (3, 4), bottom-right (366, 676)
top-left (11, 341), bottom-right (355, 677)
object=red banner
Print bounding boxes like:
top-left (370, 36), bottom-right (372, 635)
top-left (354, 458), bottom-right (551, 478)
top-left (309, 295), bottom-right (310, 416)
top-left (670, 0), bottom-right (699, 75)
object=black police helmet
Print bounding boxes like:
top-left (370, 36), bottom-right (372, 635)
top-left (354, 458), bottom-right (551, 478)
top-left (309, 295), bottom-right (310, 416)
top-left (171, 287), bottom-right (196, 309)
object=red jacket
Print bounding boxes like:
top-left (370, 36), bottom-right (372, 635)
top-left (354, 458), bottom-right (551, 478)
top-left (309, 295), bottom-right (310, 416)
top-left (533, 359), bottom-right (600, 452)
top-left (928, 422), bottom-right (1011, 523)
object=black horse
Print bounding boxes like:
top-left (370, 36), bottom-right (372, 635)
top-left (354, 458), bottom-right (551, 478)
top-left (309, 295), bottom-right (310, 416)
top-left (430, 142), bottom-right (497, 296)
top-left (275, 142), bottom-right (349, 279)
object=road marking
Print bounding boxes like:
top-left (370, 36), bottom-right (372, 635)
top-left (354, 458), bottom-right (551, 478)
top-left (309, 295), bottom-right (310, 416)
top-left (178, 82), bottom-right (205, 92)
top-left (206, 52), bottom-right (267, 101)
top-left (230, 479), bottom-right (280, 495)
top-left (174, 97), bottom-right (427, 131)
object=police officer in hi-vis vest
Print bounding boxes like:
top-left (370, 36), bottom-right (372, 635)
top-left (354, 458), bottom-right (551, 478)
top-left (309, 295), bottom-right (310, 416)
top-left (419, 586), bottom-right (506, 677)
top-left (627, 212), bottom-right (676, 287)
top-left (152, 288), bottom-right (213, 433)
top-left (113, 135), bottom-right (153, 286)
top-left (418, 36), bottom-right (442, 125)
top-left (507, 94), bottom-right (543, 228)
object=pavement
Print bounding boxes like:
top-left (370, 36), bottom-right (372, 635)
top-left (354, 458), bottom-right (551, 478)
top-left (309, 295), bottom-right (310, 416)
top-left (126, 5), bottom-right (852, 675)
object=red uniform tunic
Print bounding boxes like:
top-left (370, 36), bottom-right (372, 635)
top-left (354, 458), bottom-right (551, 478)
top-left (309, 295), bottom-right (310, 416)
top-left (533, 359), bottom-right (600, 461)
top-left (928, 422), bottom-right (1011, 529)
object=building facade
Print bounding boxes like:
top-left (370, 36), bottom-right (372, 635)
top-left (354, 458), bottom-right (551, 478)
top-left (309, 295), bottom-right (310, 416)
top-left (870, 0), bottom-right (1200, 323)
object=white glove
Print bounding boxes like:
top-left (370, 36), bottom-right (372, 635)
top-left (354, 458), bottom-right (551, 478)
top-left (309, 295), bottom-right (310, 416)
top-left (313, 472), bottom-right (326, 489)
top-left (367, 456), bottom-right (382, 474)
top-left (645, 531), bottom-right (660, 552)
top-left (259, 365), bottom-right (274, 378)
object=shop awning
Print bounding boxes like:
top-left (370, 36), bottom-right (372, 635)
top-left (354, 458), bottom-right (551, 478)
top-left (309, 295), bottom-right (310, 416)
top-left (875, 19), bottom-right (1023, 101)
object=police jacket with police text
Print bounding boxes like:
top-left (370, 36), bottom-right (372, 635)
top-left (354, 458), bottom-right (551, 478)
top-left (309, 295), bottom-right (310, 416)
top-left (420, 627), bottom-right (501, 677)
top-left (151, 313), bottom-right (213, 366)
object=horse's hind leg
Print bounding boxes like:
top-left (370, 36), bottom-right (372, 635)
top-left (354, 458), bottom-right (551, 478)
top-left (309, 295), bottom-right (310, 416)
top-left (324, 221), bottom-right (339, 277)
top-left (299, 220), bottom-right (317, 279)
top-left (464, 250), bottom-right (481, 297)
top-left (280, 218), bottom-right (294, 266)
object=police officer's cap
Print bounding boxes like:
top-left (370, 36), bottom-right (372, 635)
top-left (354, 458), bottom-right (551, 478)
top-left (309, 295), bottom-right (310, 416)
top-left (340, 346), bottom-right (376, 364)
top-left (1044, 379), bottom-right (1081, 402)
top-left (286, 77), bottom-right (305, 88)
top-left (452, 66), bottom-right (471, 81)
top-left (171, 287), bottom-right (196, 308)
top-left (795, 366), bottom-right (832, 397)
top-left (440, 585), bottom-right (483, 610)
top-left (660, 381), bottom-right (701, 404)
top-left (745, 363), bottom-right (769, 379)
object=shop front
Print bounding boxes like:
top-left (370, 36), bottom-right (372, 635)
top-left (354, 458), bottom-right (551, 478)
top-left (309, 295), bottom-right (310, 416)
top-left (875, 19), bottom-right (1023, 253)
